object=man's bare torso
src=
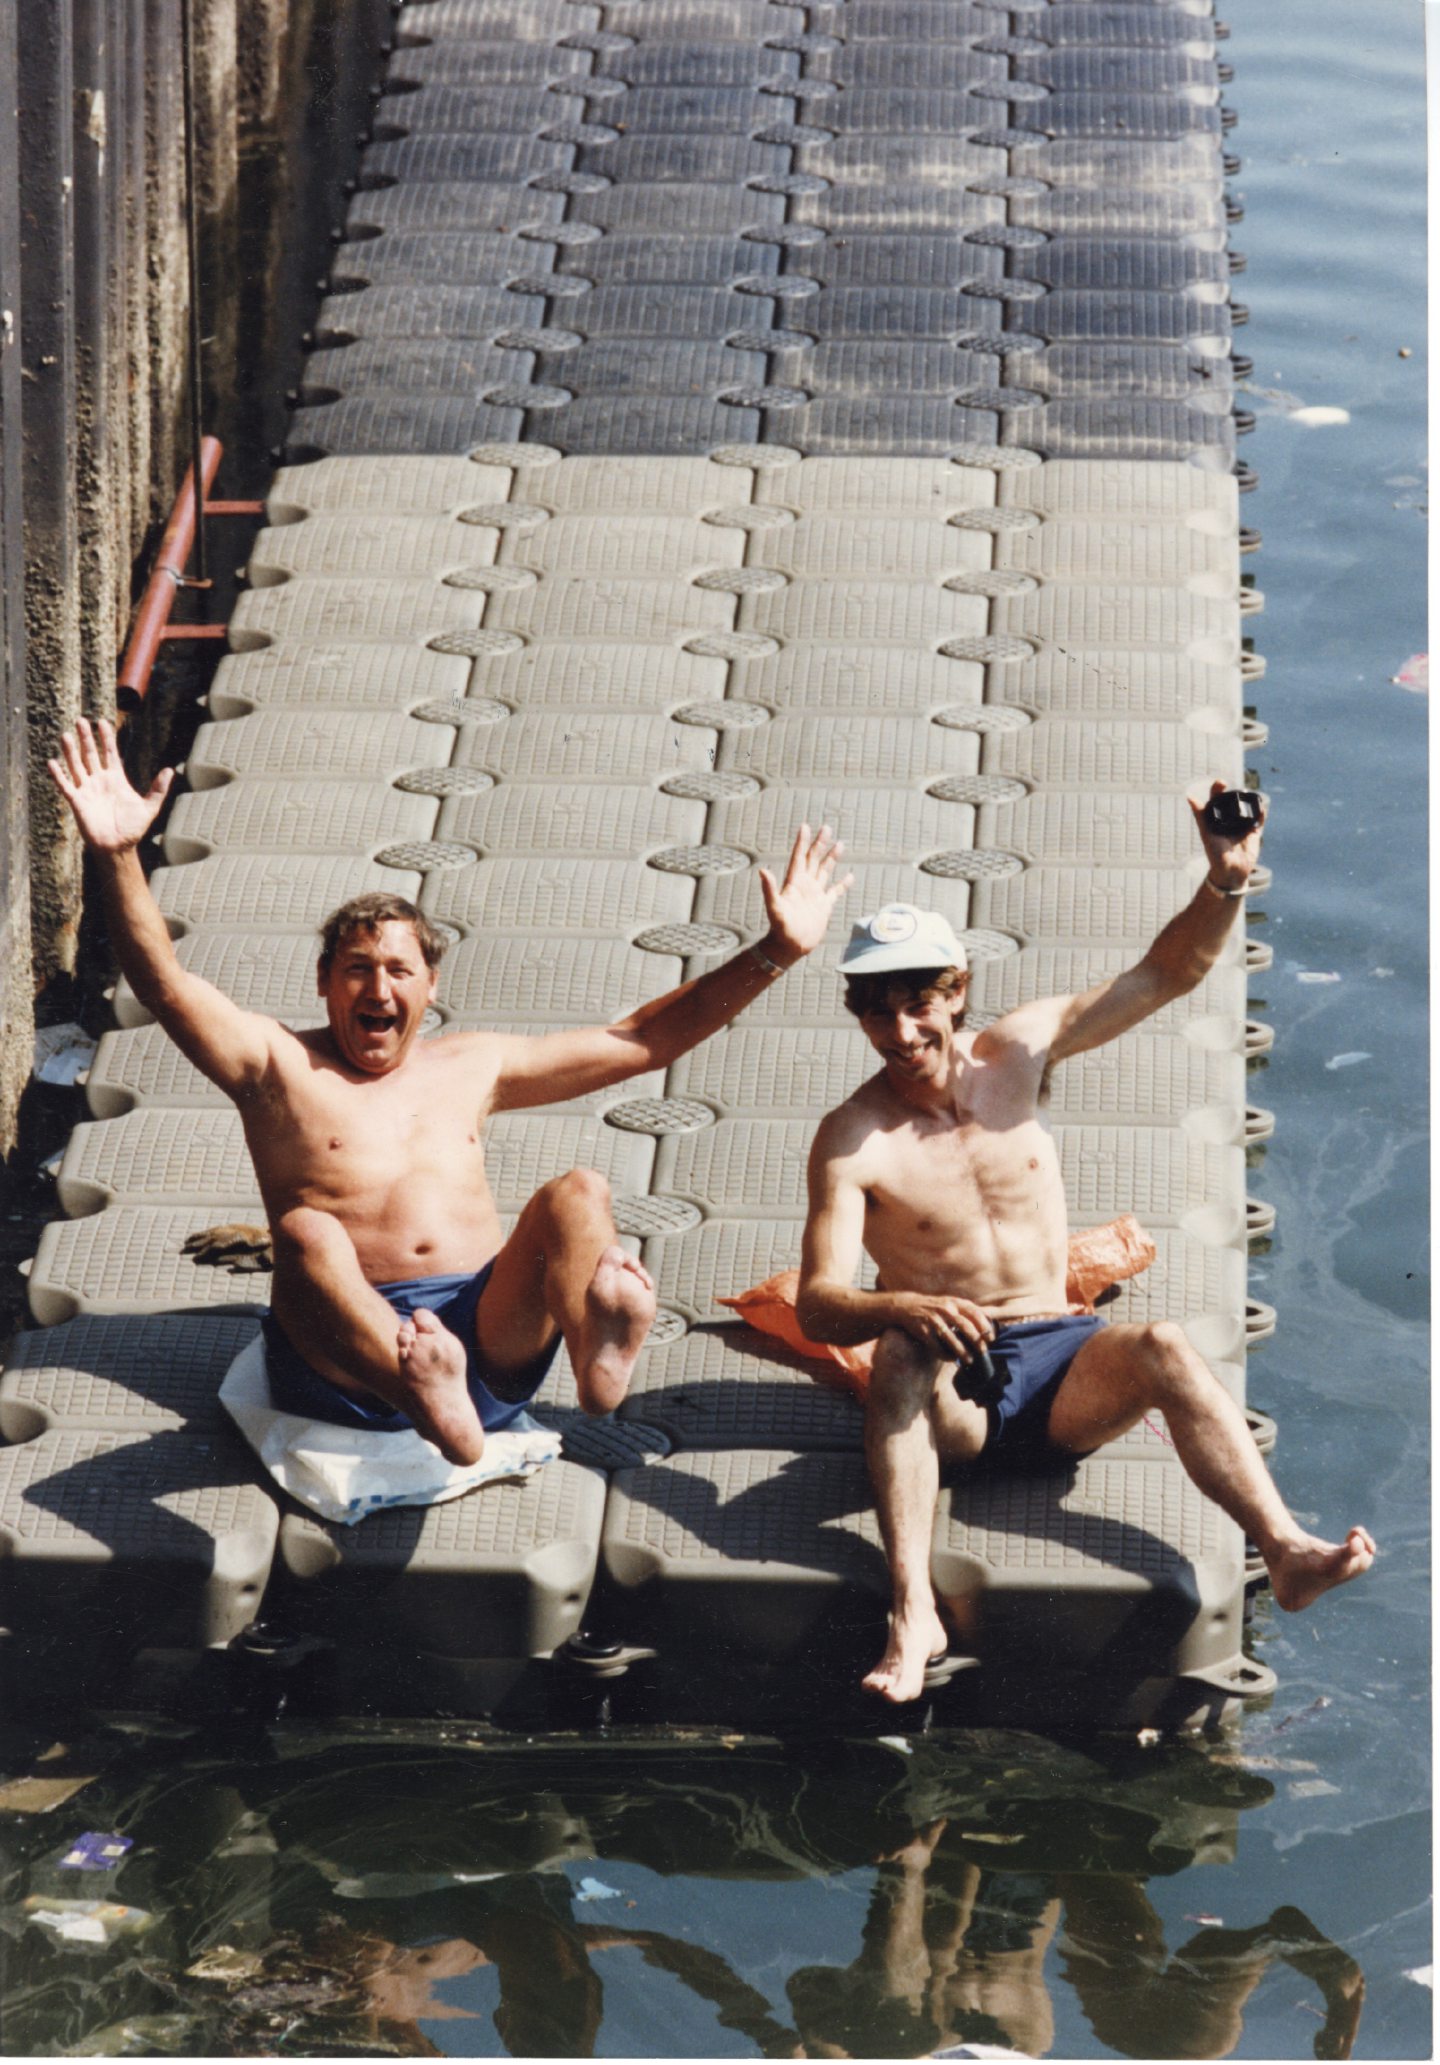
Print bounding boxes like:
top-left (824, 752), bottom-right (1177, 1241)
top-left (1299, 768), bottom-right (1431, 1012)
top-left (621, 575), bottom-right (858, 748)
top-left (238, 1028), bottom-right (503, 1281)
top-left (837, 1028), bottom-right (1072, 1317)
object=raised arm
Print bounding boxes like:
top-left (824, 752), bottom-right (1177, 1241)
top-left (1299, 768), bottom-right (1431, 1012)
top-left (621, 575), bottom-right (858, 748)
top-left (489, 823), bottom-right (853, 1110)
top-left (796, 1115), bottom-right (993, 1359)
top-left (48, 717), bottom-right (275, 1095)
top-left (987, 779), bottom-right (1267, 1072)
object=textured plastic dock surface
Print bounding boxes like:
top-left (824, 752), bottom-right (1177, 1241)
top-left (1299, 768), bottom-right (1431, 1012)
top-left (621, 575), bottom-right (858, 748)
top-left (3, 0), bottom-right (1271, 1724)
top-left (276, 1460), bottom-right (607, 1660)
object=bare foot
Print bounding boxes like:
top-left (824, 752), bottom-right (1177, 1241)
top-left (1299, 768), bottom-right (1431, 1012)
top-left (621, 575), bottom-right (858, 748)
top-left (396, 1307), bottom-right (486, 1465)
top-left (1268, 1525), bottom-right (1375, 1612)
top-left (570, 1245), bottom-right (655, 1412)
top-left (861, 1601), bottom-right (949, 1705)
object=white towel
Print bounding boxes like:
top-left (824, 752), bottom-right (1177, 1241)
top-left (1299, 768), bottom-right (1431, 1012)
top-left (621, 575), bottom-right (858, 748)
top-left (220, 1335), bottom-right (561, 1527)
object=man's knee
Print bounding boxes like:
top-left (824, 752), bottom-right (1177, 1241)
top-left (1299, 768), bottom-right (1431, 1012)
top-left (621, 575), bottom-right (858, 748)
top-left (272, 1204), bottom-right (343, 1269)
top-left (537, 1166), bottom-right (611, 1218)
top-left (1127, 1320), bottom-right (1208, 1401)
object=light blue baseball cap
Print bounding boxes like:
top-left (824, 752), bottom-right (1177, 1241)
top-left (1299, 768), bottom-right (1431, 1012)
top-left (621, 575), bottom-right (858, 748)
top-left (838, 903), bottom-right (967, 977)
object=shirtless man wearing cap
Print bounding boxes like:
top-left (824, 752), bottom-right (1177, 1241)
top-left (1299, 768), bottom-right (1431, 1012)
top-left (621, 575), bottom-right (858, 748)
top-left (797, 786), bottom-right (1374, 1703)
top-left (50, 717), bottom-right (853, 1466)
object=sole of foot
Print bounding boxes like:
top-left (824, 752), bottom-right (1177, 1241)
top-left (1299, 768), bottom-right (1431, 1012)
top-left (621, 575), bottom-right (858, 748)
top-left (572, 1245), bottom-right (656, 1411)
top-left (397, 1306), bottom-right (487, 1465)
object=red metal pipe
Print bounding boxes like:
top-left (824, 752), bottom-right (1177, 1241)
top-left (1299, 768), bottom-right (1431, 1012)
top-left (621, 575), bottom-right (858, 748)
top-left (117, 436), bottom-right (224, 709)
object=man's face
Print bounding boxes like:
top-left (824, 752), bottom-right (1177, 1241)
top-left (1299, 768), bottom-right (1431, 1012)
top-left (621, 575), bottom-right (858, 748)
top-left (857, 980), bottom-right (967, 1090)
top-left (317, 919), bottom-right (438, 1075)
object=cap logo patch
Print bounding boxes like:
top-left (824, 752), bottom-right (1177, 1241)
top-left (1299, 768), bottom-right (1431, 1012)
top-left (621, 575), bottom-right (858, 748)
top-left (869, 907), bottom-right (918, 944)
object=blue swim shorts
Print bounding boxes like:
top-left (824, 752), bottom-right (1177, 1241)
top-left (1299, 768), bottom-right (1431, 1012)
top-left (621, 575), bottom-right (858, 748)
top-left (261, 1260), bottom-right (559, 1435)
top-left (970, 1313), bottom-right (1104, 1469)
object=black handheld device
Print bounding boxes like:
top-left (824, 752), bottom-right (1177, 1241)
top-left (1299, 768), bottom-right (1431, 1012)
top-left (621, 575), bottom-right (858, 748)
top-left (954, 1343), bottom-right (1007, 1407)
top-left (1202, 788), bottom-right (1263, 837)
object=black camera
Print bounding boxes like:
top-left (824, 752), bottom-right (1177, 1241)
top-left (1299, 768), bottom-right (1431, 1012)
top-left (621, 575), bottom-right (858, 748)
top-left (1203, 788), bottom-right (1263, 838)
top-left (954, 1344), bottom-right (1008, 1407)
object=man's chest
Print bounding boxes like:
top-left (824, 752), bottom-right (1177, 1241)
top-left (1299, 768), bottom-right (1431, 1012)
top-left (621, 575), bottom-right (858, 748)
top-left (256, 1057), bottom-right (486, 1167)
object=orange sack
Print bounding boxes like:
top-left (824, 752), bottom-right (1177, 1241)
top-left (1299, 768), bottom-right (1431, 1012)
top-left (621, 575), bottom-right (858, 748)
top-left (717, 1215), bottom-right (1158, 1406)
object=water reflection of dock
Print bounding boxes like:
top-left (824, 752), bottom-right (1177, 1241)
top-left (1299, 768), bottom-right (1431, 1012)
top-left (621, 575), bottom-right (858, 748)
top-left (5, 1730), bottom-right (1365, 2058)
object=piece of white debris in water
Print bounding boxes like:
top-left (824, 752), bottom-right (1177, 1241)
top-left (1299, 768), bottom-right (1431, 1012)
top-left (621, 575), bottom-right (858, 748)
top-left (1185, 1913), bottom-right (1225, 1928)
top-left (1325, 1052), bottom-right (1371, 1071)
top-left (1373, 967), bottom-right (1396, 978)
top-left (1136, 1728), bottom-right (1162, 1747)
top-left (1287, 404), bottom-right (1350, 427)
top-left (1296, 971), bottom-right (1341, 984)
top-left (1391, 652), bottom-right (1427, 693)
top-left (876, 1735), bottom-right (914, 1755)
top-left (576, 1877), bottom-right (622, 1903)
top-left (1404, 1966), bottom-right (1433, 1989)
top-left (1288, 1778), bottom-right (1342, 1799)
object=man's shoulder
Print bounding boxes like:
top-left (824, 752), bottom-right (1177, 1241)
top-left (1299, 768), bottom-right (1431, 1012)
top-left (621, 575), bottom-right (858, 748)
top-left (814, 1072), bottom-right (893, 1156)
top-left (971, 1003), bottom-right (1054, 1066)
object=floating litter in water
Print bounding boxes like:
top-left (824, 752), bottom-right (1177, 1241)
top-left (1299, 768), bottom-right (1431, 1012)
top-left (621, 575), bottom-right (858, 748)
top-left (876, 1735), bottom-right (914, 1754)
top-left (1404, 1966), bottom-right (1433, 1988)
top-left (576, 1877), bottom-right (622, 1902)
top-left (1296, 971), bottom-right (1341, 984)
top-left (1287, 405), bottom-right (1350, 427)
top-left (1288, 1778), bottom-right (1342, 1799)
top-left (59, 1833), bottom-right (132, 1872)
top-left (187, 1945), bottom-right (266, 1984)
top-left (1184, 1912), bottom-right (1225, 1927)
top-left (21, 1896), bottom-right (155, 1946)
top-left (1324, 1052), bottom-right (1371, 1071)
top-left (1391, 652), bottom-right (1427, 693)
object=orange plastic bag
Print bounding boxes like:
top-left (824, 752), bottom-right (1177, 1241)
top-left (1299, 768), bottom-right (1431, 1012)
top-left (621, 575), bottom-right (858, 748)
top-left (717, 1271), bottom-right (875, 1386)
top-left (1065, 1213), bottom-right (1157, 1312)
top-left (718, 1217), bottom-right (1157, 1404)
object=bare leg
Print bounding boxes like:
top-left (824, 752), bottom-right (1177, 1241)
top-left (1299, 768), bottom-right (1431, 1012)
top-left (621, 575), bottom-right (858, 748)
top-left (271, 1207), bottom-right (485, 1465)
top-left (861, 1330), bottom-right (986, 1703)
top-left (474, 1169), bottom-right (655, 1414)
top-left (1047, 1323), bottom-right (1375, 1610)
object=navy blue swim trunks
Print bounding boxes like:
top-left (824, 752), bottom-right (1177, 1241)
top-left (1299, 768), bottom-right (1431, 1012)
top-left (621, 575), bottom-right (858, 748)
top-left (261, 1260), bottom-right (560, 1435)
top-left (969, 1313), bottom-right (1104, 1469)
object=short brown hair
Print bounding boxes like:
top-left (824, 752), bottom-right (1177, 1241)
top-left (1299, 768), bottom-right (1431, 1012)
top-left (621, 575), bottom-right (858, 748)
top-left (318, 894), bottom-right (448, 974)
top-left (843, 963), bottom-right (968, 1020)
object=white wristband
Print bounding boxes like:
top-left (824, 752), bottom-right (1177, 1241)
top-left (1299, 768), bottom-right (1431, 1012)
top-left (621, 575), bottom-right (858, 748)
top-left (1203, 875), bottom-right (1248, 900)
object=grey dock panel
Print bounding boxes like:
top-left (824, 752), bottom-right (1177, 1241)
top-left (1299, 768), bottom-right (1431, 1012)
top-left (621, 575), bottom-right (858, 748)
top-left (4, 0), bottom-right (1273, 1724)
top-left (0, 1429), bottom-right (279, 1652)
top-left (600, 1450), bottom-right (891, 1662)
top-left (0, 1315), bottom-right (261, 1440)
top-left (276, 1460), bottom-right (607, 1659)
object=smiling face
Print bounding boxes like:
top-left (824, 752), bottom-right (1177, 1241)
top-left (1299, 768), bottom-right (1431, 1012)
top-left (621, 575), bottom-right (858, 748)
top-left (316, 918), bottom-right (439, 1075)
top-left (856, 978), bottom-right (969, 1094)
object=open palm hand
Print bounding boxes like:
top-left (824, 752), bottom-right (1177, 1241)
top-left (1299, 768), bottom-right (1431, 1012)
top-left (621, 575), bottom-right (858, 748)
top-left (48, 717), bottom-right (174, 853)
top-left (758, 823), bottom-right (854, 965)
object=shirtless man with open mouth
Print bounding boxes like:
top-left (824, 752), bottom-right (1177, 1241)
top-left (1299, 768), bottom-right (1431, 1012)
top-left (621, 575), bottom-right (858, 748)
top-left (51, 716), bottom-right (852, 1462)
